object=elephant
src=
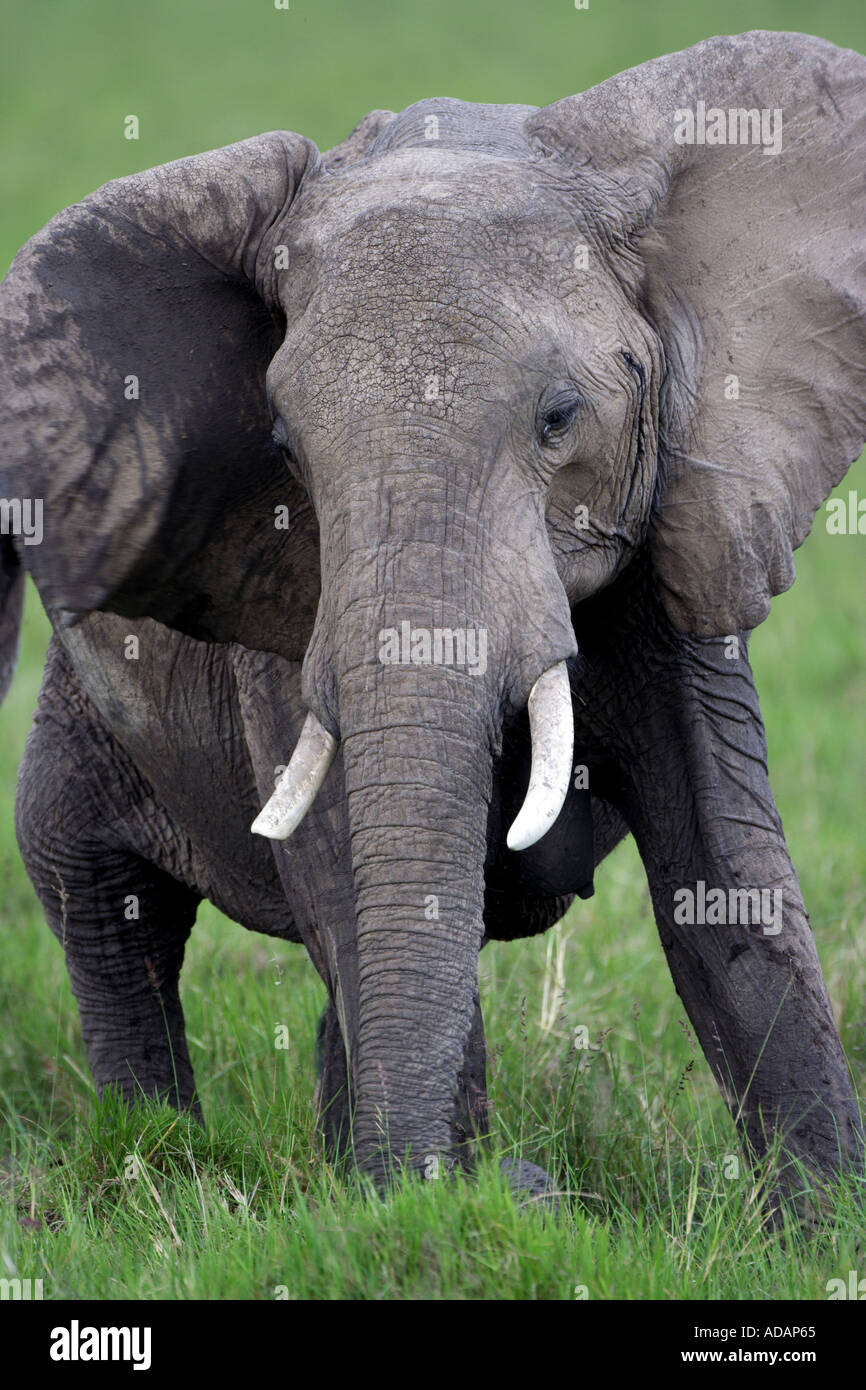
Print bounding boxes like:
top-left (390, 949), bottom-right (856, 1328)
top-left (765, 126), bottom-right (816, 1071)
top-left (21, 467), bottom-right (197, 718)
top-left (0, 30), bottom-right (864, 1199)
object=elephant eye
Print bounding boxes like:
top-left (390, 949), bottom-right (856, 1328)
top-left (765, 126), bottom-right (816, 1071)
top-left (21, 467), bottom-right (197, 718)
top-left (269, 416), bottom-right (295, 461)
top-left (536, 388), bottom-right (581, 445)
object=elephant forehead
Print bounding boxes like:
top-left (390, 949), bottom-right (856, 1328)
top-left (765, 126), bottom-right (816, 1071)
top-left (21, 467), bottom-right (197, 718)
top-left (291, 148), bottom-right (586, 293)
top-left (275, 153), bottom-right (631, 426)
top-left (280, 276), bottom-right (628, 433)
top-left (282, 303), bottom-right (523, 430)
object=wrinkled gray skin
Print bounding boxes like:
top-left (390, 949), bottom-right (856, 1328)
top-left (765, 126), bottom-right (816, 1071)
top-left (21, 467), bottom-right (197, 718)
top-left (1, 32), bottom-right (865, 1197)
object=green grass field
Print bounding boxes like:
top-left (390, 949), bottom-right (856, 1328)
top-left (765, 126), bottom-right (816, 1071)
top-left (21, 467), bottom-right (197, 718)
top-left (1, 1), bottom-right (864, 1301)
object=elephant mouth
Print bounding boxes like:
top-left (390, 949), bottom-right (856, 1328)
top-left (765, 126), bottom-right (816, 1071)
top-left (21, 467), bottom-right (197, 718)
top-left (250, 657), bottom-right (575, 852)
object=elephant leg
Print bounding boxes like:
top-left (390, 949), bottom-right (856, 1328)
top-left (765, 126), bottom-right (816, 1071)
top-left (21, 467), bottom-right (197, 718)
top-left (315, 999), bottom-right (353, 1160)
top-left (575, 572), bottom-right (863, 1188)
top-left (16, 699), bottom-right (202, 1115)
top-left (454, 989), bottom-right (489, 1148)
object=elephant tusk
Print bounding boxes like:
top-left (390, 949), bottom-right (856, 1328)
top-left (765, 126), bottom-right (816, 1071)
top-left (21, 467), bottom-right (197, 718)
top-left (251, 712), bottom-right (338, 840)
top-left (506, 660), bottom-right (575, 852)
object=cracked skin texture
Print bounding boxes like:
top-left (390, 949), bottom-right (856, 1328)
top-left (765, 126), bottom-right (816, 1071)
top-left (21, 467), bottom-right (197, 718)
top-left (0, 31), bottom-right (864, 1193)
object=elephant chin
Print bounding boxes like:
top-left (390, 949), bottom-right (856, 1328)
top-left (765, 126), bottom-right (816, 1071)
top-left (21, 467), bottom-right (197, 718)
top-left (251, 659), bottom-right (575, 852)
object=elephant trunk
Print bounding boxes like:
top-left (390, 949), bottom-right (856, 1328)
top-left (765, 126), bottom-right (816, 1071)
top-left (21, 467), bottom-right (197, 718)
top-left (339, 661), bottom-right (493, 1178)
top-left (253, 453), bottom-right (577, 1181)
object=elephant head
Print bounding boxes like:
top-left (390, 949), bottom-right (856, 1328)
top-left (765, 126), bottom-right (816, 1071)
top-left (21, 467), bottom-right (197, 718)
top-left (1, 32), bottom-right (864, 1183)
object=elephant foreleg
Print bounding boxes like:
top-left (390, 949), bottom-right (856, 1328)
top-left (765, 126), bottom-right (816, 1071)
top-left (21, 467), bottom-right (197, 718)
top-left (16, 697), bottom-right (202, 1116)
top-left (575, 575), bottom-right (863, 1190)
top-left (626, 641), bottom-right (861, 1184)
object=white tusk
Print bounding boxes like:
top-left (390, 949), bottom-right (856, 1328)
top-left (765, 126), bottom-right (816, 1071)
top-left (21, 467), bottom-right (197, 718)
top-left (251, 712), bottom-right (338, 840)
top-left (506, 661), bottom-right (574, 852)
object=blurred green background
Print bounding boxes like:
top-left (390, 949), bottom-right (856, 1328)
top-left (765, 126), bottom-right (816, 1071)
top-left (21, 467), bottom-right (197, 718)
top-left (0, 0), bottom-right (864, 1298)
top-left (2, 0), bottom-right (865, 253)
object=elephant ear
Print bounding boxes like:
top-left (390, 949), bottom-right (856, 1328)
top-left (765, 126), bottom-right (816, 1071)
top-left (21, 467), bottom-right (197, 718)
top-left (528, 32), bottom-right (866, 634)
top-left (0, 132), bottom-right (323, 655)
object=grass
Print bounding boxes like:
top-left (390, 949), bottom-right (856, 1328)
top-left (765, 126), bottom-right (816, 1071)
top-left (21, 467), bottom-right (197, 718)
top-left (1, 0), bottom-right (865, 1301)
